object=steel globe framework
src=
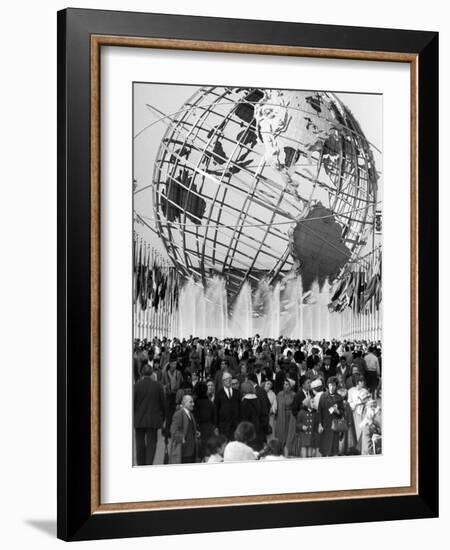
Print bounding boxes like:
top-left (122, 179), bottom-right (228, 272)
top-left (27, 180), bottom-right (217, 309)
top-left (151, 87), bottom-right (379, 302)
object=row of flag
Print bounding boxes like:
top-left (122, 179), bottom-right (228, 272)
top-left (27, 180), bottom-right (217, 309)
top-left (133, 238), bottom-right (179, 312)
top-left (328, 251), bottom-right (382, 313)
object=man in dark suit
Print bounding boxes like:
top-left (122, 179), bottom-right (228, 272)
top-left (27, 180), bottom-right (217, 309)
top-left (320, 355), bottom-right (337, 384)
top-left (291, 376), bottom-right (312, 419)
top-left (306, 347), bottom-right (320, 370)
top-left (215, 371), bottom-right (240, 440)
top-left (273, 362), bottom-right (285, 394)
top-left (248, 373), bottom-right (270, 443)
top-left (133, 365), bottom-right (166, 465)
top-left (336, 356), bottom-right (351, 382)
top-left (253, 364), bottom-right (267, 387)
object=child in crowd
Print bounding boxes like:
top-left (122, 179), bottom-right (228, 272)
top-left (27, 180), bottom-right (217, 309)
top-left (291, 396), bottom-right (319, 458)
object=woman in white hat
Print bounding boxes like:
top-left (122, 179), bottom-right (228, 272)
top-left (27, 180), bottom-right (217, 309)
top-left (310, 378), bottom-right (324, 411)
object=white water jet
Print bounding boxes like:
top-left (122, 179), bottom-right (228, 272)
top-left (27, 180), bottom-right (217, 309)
top-left (178, 277), bottom-right (229, 338)
top-left (272, 282), bottom-right (281, 337)
top-left (320, 279), bottom-right (332, 341)
top-left (205, 276), bottom-right (228, 339)
top-left (230, 281), bottom-right (253, 337)
top-left (296, 276), bottom-right (304, 339)
top-left (253, 279), bottom-right (274, 337)
top-left (310, 281), bottom-right (320, 339)
top-left (277, 276), bottom-right (303, 338)
top-left (179, 278), bottom-right (205, 338)
top-left (176, 273), bottom-right (345, 340)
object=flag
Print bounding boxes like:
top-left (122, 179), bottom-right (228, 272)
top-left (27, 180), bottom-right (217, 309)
top-left (355, 270), bottom-right (366, 313)
top-left (147, 257), bottom-right (154, 305)
top-left (138, 244), bottom-right (147, 310)
top-left (135, 241), bottom-right (143, 304)
top-left (133, 238), bottom-right (139, 304)
top-left (346, 271), bottom-right (355, 307)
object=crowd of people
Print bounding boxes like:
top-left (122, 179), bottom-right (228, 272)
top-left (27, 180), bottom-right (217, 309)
top-left (133, 335), bottom-right (382, 466)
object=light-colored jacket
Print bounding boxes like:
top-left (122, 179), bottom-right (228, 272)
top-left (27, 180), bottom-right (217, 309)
top-left (223, 441), bottom-right (256, 462)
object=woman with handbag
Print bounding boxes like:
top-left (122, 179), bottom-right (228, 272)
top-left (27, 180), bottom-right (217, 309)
top-left (317, 376), bottom-right (344, 457)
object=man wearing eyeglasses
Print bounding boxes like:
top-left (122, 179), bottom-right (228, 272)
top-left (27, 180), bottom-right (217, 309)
top-left (215, 371), bottom-right (240, 440)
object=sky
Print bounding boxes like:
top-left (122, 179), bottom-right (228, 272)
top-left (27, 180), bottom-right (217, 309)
top-left (133, 82), bottom-right (382, 263)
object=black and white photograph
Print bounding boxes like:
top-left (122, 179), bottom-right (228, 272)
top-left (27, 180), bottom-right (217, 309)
top-left (132, 83), bottom-right (383, 467)
top-left (0, 0), bottom-right (442, 545)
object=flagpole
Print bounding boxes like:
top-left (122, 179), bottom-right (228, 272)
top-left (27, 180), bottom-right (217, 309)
top-left (157, 252), bottom-right (161, 339)
top-left (136, 238), bottom-right (140, 340)
top-left (133, 235), bottom-right (136, 342)
top-left (167, 265), bottom-right (170, 339)
top-left (147, 245), bottom-right (150, 340)
top-left (137, 238), bottom-right (141, 340)
top-left (164, 264), bottom-right (167, 338)
top-left (151, 247), bottom-right (155, 339)
top-left (155, 251), bottom-right (159, 339)
top-left (143, 244), bottom-right (147, 340)
top-left (164, 261), bottom-right (167, 338)
top-left (371, 250), bottom-right (374, 342)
